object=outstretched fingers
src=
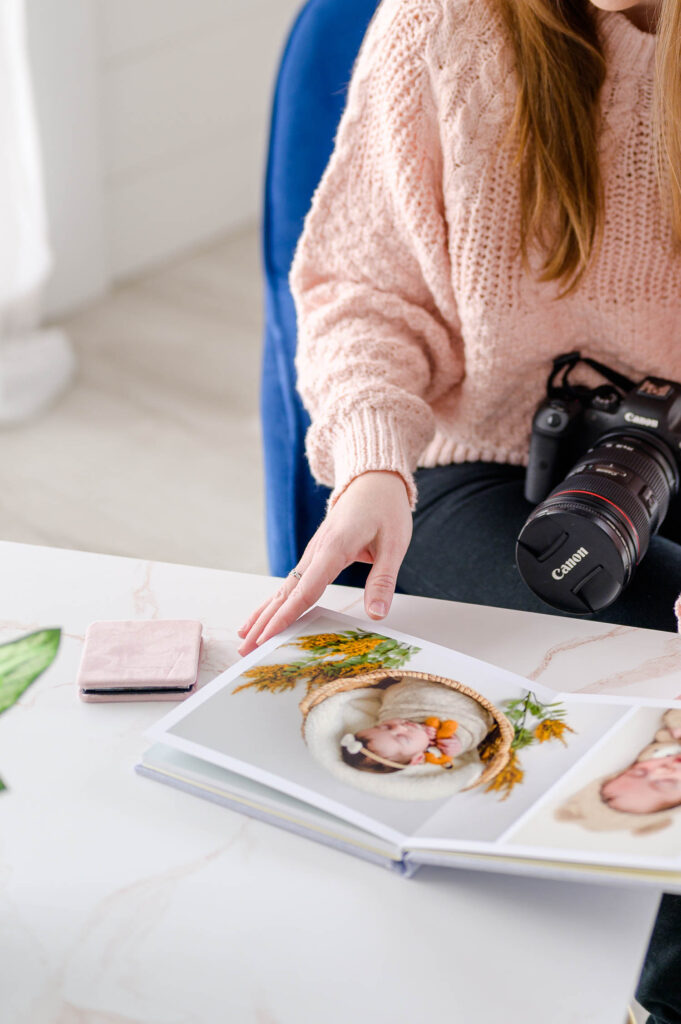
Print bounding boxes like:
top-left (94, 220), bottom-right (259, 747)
top-left (237, 570), bottom-right (305, 656)
top-left (237, 593), bottom-right (282, 639)
top-left (257, 547), bottom-right (350, 647)
top-left (237, 545), bottom-right (348, 655)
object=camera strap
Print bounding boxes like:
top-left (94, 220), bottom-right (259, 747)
top-left (548, 351), bottom-right (637, 399)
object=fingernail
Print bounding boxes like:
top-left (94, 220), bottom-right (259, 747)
top-left (369, 601), bottom-right (386, 617)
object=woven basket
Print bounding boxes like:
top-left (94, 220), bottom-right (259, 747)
top-left (300, 669), bottom-right (514, 790)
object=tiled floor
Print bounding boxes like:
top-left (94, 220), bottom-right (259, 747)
top-left (0, 224), bottom-right (270, 576)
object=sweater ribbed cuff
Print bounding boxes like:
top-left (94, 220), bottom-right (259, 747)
top-left (327, 407), bottom-right (418, 511)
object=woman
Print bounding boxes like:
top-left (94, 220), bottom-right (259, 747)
top-left (239, 2), bottom-right (679, 1020)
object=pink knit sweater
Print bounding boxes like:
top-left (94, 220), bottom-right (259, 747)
top-left (290, 0), bottom-right (681, 619)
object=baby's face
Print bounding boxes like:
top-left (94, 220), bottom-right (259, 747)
top-left (601, 755), bottom-right (681, 814)
top-left (358, 719), bottom-right (431, 765)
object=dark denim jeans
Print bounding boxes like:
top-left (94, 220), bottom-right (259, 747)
top-left (397, 462), bottom-right (681, 1024)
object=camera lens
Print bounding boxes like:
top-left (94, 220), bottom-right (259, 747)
top-left (516, 432), bottom-right (679, 613)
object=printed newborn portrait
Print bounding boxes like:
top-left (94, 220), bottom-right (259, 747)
top-left (339, 674), bottom-right (492, 773)
top-left (557, 709), bottom-right (681, 835)
top-left (300, 670), bottom-right (514, 801)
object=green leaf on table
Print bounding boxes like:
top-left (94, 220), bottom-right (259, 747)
top-left (0, 629), bottom-right (62, 716)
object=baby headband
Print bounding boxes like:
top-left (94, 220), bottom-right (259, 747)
top-left (340, 733), bottom-right (408, 770)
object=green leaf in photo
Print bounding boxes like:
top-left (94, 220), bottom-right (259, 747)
top-left (0, 628), bottom-right (61, 716)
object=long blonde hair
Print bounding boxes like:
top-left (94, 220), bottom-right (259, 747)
top-left (493, 0), bottom-right (681, 295)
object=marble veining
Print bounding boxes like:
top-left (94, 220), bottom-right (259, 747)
top-left (198, 628), bottom-right (240, 681)
top-left (0, 616), bottom-right (48, 636)
top-left (132, 562), bottom-right (158, 620)
top-left (576, 642), bottom-right (681, 697)
top-left (55, 1004), bottom-right (150, 1024)
top-left (25, 837), bottom-right (244, 1024)
top-left (254, 1007), bottom-right (281, 1024)
top-left (526, 624), bottom-right (634, 683)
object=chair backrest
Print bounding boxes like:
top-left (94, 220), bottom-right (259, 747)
top-left (261, 0), bottom-right (380, 578)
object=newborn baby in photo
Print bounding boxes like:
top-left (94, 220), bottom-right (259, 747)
top-left (557, 708), bottom-right (681, 834)
top-left (340, 675), bottom-right (493, 774)
top-left (600, 709), bottom-right (681, 814)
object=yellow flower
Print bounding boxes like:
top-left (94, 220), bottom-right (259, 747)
top-left (293, 633), bottom-right (346, 651)
top-left (336, 636), bottom-right (385, 657)
top-left (484, 751), bottom-right (524, 801)
top-left (304, 661), bottom-right (370, 694)
top-left (233, 664), bottom-right (297, 695)
top-left (534, 719), bottom-right (575, 746)
top-left (293, 632), bottom-right (385, 658)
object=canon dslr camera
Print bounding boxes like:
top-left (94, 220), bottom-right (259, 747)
top-left (516, 351), bottom-right (681, 614)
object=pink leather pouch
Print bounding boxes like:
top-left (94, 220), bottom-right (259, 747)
top-left (78, 619), bottom-right (203, 702)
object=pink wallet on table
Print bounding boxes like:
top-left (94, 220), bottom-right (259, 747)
top-left (78, 619), bottom-right (203, 702)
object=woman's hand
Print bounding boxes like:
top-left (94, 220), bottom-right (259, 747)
top-left (237, 471), bottom-right (413, 656)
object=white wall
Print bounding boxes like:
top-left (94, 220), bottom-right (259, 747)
top-left (27, 0), bottom-right (302, 315)
top-left (99, 0), bottom-right (303, 280)
top-left (26, 0), bottom-right (108, 319)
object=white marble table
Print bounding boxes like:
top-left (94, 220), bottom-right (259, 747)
top-left (1, 540), bottom-right (673, 1024)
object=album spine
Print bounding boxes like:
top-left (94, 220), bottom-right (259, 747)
top-left (135, 763), bottom-right (411, 875)
top-left (402, 849), bottom-right (681, 892)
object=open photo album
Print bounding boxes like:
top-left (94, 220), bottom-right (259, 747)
top-left (137, 608), bottom-right (681, 890)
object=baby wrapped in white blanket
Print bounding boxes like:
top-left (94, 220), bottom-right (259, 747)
top-left (342, 676), bottom-right (494, 774)
top-left (302, 673), bottom-right (500, 800)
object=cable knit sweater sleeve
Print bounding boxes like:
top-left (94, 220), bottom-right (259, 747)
top-left (290, 0), bottom-right (464, 509)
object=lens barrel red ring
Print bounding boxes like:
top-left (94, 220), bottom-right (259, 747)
top-left (551, 489), bottom-right (640, 561)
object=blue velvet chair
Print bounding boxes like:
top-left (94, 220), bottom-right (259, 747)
top-left (260, 0), bottom-right (380, 580)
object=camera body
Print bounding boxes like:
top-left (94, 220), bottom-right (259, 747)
top-left (526, 369), bottom-right (681, 505)
top-left (517, 352), bottom-right (681, 615)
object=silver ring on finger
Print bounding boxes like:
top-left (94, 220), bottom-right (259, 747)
top-left (289, 569), bottom-right (303, 581)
